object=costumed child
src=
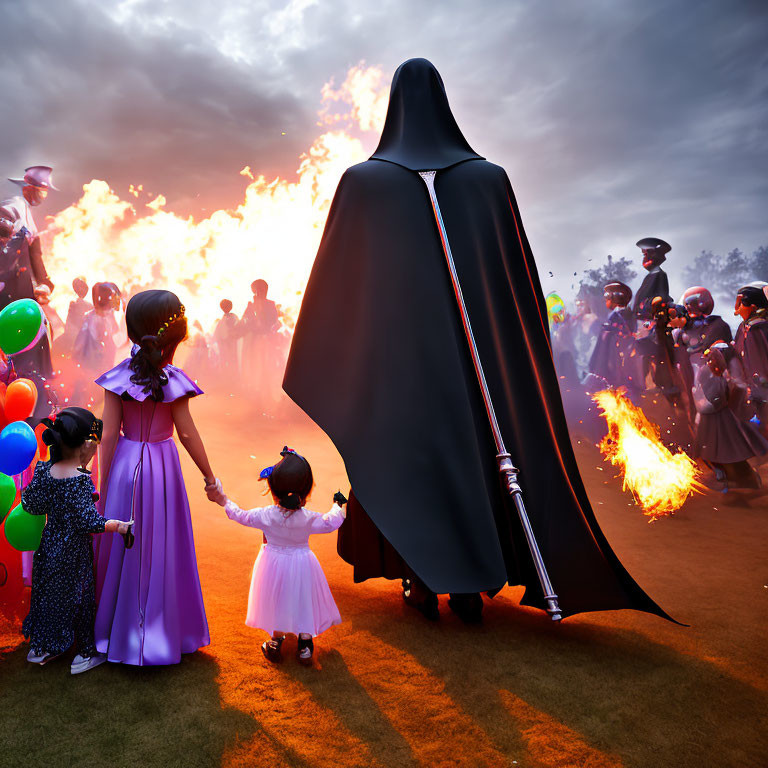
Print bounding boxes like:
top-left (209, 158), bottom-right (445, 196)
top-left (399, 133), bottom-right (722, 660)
top-left (213, 299), bottom-right (240, 376)
top-left (240, 279), bottom-right (281, 409)
top-left (693, 346), bottom-right (768, 489)
top-left (58, 277), bottom-right (93, 354)
top-left (94, 289), bottom-right (215, 666)
top-left (586, 281), bottom-right (641, 396)
top-left (21, 407), bottom-right (131, 673)
top-left (73, 282), bottom-right (123, 373)
top-left (734, 282), bottom-right (768, 435)
top-left (208, 447), bottom-right (347, 665)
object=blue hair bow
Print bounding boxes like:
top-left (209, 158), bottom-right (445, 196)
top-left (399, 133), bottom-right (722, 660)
top-left (259, 465), bottom-right (274, 480)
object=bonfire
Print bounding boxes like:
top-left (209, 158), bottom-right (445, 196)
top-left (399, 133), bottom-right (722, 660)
top-left (593, 388), bottom-right (702, 520)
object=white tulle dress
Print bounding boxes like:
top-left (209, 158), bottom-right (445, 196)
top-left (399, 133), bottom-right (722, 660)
top-left (224, 501), bottom-right (345, 637)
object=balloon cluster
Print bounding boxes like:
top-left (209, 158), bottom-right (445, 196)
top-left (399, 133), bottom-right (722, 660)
top-left (0, 299), bottom-right (50, 552)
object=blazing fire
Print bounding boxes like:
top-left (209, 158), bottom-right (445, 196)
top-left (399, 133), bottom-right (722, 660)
top-left (593, 389), bottom-right (702, 520)
top-left (40, 64), bottom-right (389, 331)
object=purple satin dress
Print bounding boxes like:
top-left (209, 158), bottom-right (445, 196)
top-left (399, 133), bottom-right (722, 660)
top-left (93, 359), bottom-right (210, 665)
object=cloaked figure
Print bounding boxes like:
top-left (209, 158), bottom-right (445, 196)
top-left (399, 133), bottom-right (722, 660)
top-left (58, 277), bottom-right (93, 354)
top-left (213, 299), bottom-right (240, 376)
top-left (0, 166), bottom-right (56, 309)
top-left (733, 282), bottom-right (768, 434)
top-left (284, 58), bottom-right (673, 624)
top-left (586, 281), bottom-right (640, 394)
top-left (693, 346), bottom-right (768, 489)
top-left (241, 279), bottom-right (281, 409)
top-left (678, 286), bottom-right (733, 371)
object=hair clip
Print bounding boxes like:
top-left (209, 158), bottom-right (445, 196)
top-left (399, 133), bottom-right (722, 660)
top-left (259, 465), bottom-right (274, 480)
top-left (157, 304), bottom-right (186, 337)
top-left (280, 446), bottom-right (296, 456)
top-left (88, 419), bottom-right (103, 443)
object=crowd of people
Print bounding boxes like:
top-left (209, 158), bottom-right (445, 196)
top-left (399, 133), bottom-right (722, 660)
top-left (549, 237), bottom-right (768, 491)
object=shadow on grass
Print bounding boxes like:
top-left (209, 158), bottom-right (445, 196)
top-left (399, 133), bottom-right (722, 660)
top-left (324, 582), bottom-right (768, 768)
top-left (0, 643), bottom-right (257, 768)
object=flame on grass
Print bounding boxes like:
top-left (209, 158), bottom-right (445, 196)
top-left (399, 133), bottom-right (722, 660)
top-left (593, 388), bottom-right (702, 520)
top-left (41, 63), bottom-right (389, 332)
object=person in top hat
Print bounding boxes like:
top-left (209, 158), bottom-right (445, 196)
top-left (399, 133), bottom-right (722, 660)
top-left (734, 282), bottom-right (768, 433)
top-left (1, 166), bottom-right (57, 306)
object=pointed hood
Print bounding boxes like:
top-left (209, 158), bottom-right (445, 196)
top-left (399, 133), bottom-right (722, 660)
top-left (371, 58), bottom-right (483, 171)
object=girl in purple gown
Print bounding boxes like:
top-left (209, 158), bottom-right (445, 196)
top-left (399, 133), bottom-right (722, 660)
top-left (94, 290), bottom-right (217, 665)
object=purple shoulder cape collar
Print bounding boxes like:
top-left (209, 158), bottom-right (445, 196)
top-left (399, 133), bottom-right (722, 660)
top-left (95, 357), bottom-right (203, 402)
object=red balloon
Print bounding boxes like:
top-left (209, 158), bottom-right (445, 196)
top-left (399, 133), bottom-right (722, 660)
top-left (4, 379), bottom-right (37, 423)
top-left (34, 421), bottom-right (50, 462)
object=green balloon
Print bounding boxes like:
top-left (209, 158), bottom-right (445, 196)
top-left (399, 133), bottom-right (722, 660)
top-left (0, 299), bottom-right (45, 355)
top-left (3, 502), bottom-right (45, 552)
top-left (0, 473), bottom-right (15, 523)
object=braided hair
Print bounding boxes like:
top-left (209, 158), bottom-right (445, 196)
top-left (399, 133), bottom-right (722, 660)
top-left (41, 407), bottom-right (103, 465)
top-left (127, 290), bottom-right (187, 400)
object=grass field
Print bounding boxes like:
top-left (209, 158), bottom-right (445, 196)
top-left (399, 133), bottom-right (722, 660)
top-left (1, 392), bottom-right (766, 767)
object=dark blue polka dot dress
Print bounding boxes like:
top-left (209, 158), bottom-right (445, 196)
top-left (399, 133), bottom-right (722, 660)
top-left (21, 461), bottom-right (106, 657)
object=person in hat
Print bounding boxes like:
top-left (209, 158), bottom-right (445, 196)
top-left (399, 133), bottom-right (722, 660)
top-left (632, 237), bottom-right (674, 392)
top-left (734, 282), bottom-right (768, 433)
top-left (633, 237), bottom-right (672, 320)
top-left (1, 166), bottom-right (57, 301)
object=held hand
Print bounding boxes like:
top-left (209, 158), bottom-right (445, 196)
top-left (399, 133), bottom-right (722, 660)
top-left (116, 521), bottom-right (131, 535)
top-left (333, 491), bottom-right (348, 507)
top-left (206, 478), bottom-right (227, 506)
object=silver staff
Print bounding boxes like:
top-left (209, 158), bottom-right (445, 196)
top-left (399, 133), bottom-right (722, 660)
top-left (418, 170), bottom-right (562, 621)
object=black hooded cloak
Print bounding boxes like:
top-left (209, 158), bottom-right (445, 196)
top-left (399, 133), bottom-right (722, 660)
top-left (284, 59), bottom-right (673, 621)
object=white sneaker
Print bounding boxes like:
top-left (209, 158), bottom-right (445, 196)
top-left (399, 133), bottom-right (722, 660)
top-left (71, 653), bottom-right (107, 675)
top-left (27, 649), bottom-right (64, 665)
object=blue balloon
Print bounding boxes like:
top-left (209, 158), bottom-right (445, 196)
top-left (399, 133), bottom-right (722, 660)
top-left (0, 421), bottom-right (37, 476)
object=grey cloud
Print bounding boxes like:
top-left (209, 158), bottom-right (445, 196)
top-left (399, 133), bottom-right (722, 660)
top-left (2, 0), bottom-right (766, 301)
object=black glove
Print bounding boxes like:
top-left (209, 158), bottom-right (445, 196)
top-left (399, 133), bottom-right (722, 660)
top-left (333, 491), bottom-right (348, 507)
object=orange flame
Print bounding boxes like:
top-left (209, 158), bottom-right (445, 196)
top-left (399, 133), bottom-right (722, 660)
top-left (41, 64), bottom-right (389, 332)
top-left (593, 389), bottom-right (702, 520)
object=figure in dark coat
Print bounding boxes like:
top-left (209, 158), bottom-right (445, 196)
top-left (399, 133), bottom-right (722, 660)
top-left (693, 346), bottom-right (767, 489)
top-left (633, 237), bottom-right (672, 321)
top-left (284, 58), bottom-right (674, 623)
top-left (587, 281), bottom-right (640, 393)
top-left (733, 282), bottom-right (768, 433)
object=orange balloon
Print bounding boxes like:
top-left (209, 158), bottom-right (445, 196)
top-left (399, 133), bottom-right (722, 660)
top-left (4, 379), bottom-right (37, 423)
top-left (34, 422), bottom-right (50, 462)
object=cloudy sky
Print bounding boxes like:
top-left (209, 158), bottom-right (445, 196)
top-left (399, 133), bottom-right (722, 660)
top-left (2, 0), bottom-right (766, 302)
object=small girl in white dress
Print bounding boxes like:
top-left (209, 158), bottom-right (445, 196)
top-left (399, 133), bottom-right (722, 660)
top-left (209, 446), bottom-right (346, 664)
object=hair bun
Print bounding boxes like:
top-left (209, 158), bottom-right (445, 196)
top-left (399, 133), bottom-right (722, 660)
top-left (280, 492), bottom-right (302, 510)
top-left (41, 424), bottom-right (63, 449)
